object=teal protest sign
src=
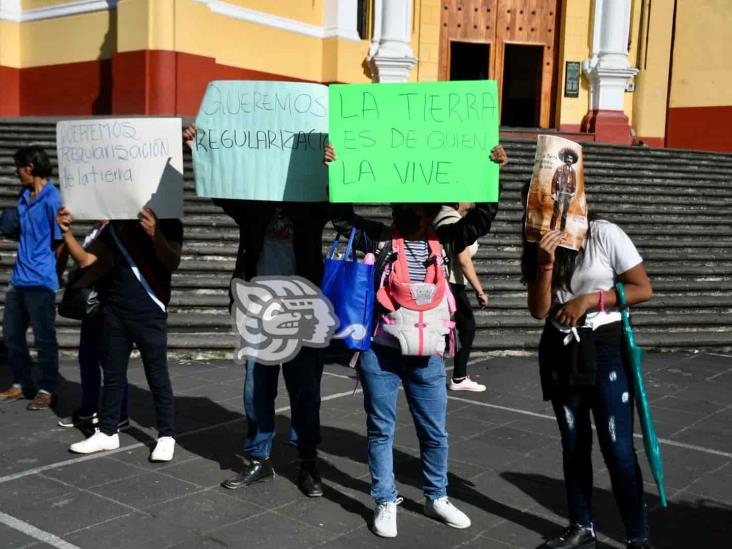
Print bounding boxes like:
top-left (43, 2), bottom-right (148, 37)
top-left (193, 81), bottom-right (329, 202)
top-left (328, 80), bottom-right (500, 203)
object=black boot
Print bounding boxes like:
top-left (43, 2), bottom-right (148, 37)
top-left (221, 458), bottom-right (274, 490)
top-left (298, 460), bottom-right (323, 497)
top-left (627, 542), bottom-right (653, 549)
top-left (543, 524), bottom-right (597, 549)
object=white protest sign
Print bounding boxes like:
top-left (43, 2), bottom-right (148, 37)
top-left (56, 118), bottom-right (184, 219)
top-left (193, 81), bottom-right (329, 202)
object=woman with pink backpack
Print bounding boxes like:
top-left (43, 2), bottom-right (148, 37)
top-left (324, 144), bottom-right (507, 538)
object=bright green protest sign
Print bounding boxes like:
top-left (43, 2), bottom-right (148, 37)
top-left (328, 80), bottom-right (499, 203)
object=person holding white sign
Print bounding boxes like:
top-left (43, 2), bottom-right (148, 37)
top-left (57, 206), bottom-right (183, 462)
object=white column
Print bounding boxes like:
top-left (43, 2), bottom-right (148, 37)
top-left (369, 0), bottom-right (416, 82)
top-left (583, 0), bottom-right (637, 111)
top-left (324, 0), bottom-right (361, 41)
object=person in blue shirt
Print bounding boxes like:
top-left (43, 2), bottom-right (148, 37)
top-left (0, 146), bottom-right (64, 411)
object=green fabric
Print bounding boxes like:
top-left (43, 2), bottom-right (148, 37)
top-left (616, 282), bottom-right (668, 507)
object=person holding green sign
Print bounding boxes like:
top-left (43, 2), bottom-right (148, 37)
top-left (325, 143), bottom-right (506, 539)
top-left (520, 185), bottom-right (654, 549)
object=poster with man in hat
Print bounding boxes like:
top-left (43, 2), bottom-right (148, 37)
top-left (525, 135), bottom-right (588, 251)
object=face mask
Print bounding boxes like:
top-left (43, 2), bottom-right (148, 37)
top-left (393, 207), bottom-right (422, 235)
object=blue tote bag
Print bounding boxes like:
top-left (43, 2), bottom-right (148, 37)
top-left (321, 228), bottom-right (375, 351)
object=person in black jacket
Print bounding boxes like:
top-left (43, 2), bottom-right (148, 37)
top-left (58, 207), bottom-right (183, 462)
top-left (324, 144), bottom-right (506, 538)
top-left (183, 125), bottom-right (331, 497)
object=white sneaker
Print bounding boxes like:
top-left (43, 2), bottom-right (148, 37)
top-left (424, 496), bottom-right (471, 529)
top-left (448, 377), bottom-right (486, 392)
top-left (373, 497), bottom-right (402, 538)
top-left (150, 436), bottom-right (176, 462)
top-left (69, 429), bottom-right (120, 454)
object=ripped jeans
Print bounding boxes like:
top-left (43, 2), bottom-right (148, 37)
top-left (551, 341), bottom-right (649, 543)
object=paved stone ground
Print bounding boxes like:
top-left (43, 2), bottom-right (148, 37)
top-left (0, 351), bottom-right (730, 549)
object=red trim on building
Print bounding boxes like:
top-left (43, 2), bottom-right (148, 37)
top-left (667, 106), bottom-right (732, 153)
top-left (21, 58), bottom-right (112, 115)
top-left (637, 136), bottom-right (665, 148)
top-left (0, 65), bottom-right (20, 115)
top-left (500, 128), bottom-right (596, 143)
top-left (558, 123), bottom-right (582, 133)
top-left (582, 109), bottom-right (633, 145)
top-left (174, 51), bottom-right (307, 115)
top-left (0, 51), bottom-right (310, 117)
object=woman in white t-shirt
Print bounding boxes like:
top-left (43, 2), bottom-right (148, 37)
top-left (521, 194), bottom-right (654, 549)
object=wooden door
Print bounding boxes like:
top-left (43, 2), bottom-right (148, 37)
top-left (439, 0), bottom-right (560, 128)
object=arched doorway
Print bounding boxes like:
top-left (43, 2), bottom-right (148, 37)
top-left (438, 0), bottom-right (561, 128)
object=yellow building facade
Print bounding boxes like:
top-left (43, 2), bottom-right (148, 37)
top-left (0, 0), bottom-right (729, 151)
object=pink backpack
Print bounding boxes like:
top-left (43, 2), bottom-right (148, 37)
top-left (373, 229), bottom-right (456, 357)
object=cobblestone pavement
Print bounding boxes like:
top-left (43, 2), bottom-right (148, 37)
top-left (0, 351), bottom-right (730, 548)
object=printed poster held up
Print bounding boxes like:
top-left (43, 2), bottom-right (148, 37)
top-left (525, 135), bottom-right (588, 251)
top-left (56, 118), bottom-right (184, 220)
top-left (193, 81), bottom-right (329, 202)
top-left (328, 80), bottom-right (500, 203)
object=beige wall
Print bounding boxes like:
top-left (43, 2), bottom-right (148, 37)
top-left (669, 0), bottom-right (732, 108)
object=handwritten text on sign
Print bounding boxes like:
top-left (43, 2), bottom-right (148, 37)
top-left (328, 81), bottom-right (500, 203)
top-left (193, 81), bottom-right (329, 202)
top-left (56, 118), bottom-right (184, 219)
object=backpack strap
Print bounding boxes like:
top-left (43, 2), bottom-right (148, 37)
top-left (390, 229), bottom-right (411, 283)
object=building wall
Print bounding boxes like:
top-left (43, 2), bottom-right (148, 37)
top-left (630, 0), bottom-right (674, 147)
top-left (666, 0), bottom-right (732, 152)
top-left (413, 0), bottom-right (441, 82)
top-left (2, 0), bottom-right (731, 153)
top-left (554, 0), bottom-right (592, 132)
top-left (0, 0), bottom-right (373, 116)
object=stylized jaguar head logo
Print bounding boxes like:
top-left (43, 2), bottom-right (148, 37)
top-left (231, 276), bottom-right (339, 365)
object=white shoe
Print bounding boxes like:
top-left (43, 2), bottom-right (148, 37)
top-left (448, 377), bottom-right (486, 392)
top-left (69, 429), bottom-right (120, 454)
top-left (373, 497), bottom-right (402, 538)
top-left (150, 436), bottom-right (176, 462)
top-left (424, 496), bottom-right (471, 529)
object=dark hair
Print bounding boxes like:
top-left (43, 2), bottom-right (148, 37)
top-left (558, 148), bottom-right (578, 165)
top-left (520, 224), bottom-right (580, 292)
top-left (391, 203), bottom-right (443, 219)
top-left (421, 203), bottom-right (443, 219)
top-left (13, 146), bottom-right (53, 179)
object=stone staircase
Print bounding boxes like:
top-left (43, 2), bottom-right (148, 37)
top-left (1, 120), bottom-right (731, 358)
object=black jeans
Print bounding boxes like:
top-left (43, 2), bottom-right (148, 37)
top-left (79, 317), bottom-right (129, 419)
top-left (450, 283), bottom-right (475, 380)
top-left (244, 348), bottom-right (323, 460)
top-left (3, 285), bottom-right (59, 394)
top-left (550, 341), bottom-right (649, 542)
top-left (98, 307), bottom-right (174, 437)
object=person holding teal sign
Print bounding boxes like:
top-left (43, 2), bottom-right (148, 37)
top-left (520, 182), bottom-right (655, 549)
top-left (325, 143), bottom-right (506, 538)
top-left (185, 123), bottom-right (334, 499)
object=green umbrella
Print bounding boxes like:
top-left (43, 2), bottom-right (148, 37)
top-left (615, 282), bottom-right (668, 507)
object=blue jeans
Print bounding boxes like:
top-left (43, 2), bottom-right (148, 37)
top-left (78, 317), bottom-right (128, 419)
top-left (243, 347), bottom-right (323, 460)
top-left (3, 285), bottom-right (59, 394)
top-left (359, 344), bottom-right (448, 504)
top-left (551, 342), bottom-right (649, 542)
